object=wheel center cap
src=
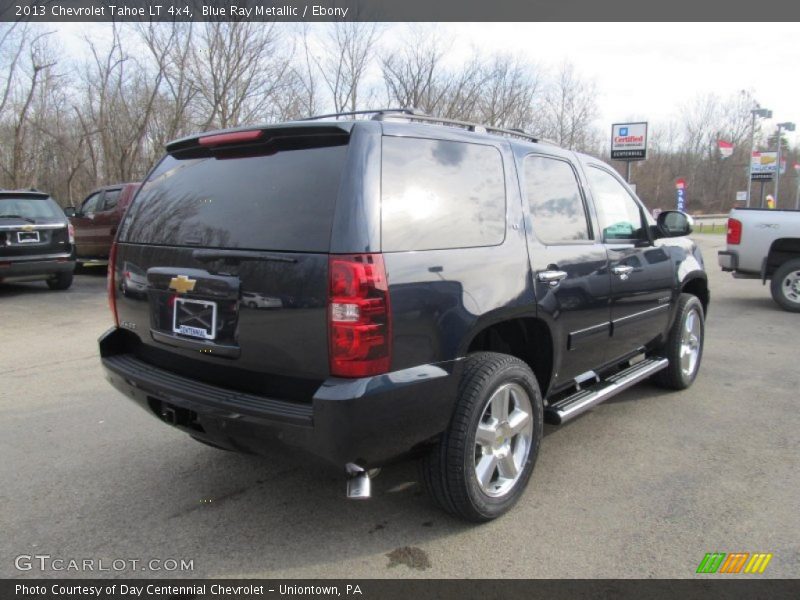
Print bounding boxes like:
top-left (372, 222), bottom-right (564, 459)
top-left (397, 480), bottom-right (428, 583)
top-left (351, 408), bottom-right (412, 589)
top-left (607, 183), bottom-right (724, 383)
top-left (493, 423), bottom-right (512, 452)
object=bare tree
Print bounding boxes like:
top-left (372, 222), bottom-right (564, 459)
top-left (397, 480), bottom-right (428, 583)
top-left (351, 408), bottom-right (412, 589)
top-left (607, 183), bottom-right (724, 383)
top-left (477, 55), bottom-right (540, 129)
top-left (381, 29), bottom-right (488, 119)
top-left (188, 22), bottom-right (295, 129)
top-left (313, 22), bottom-right (380, 113)
top-left (80, 24), bottom-right (165, 184)
top-left (1, 29), bottom-right (57, 189)
top-left (538, 62), bottom-right (600, 151)
top-left (0, 23), bottom-right (28, 117)
top-left (136, 22), bottom-right (197, 147)
top-left (289, 23), bottom-right (320, 117)
top-left (381, 29), bottom-right (447, 112)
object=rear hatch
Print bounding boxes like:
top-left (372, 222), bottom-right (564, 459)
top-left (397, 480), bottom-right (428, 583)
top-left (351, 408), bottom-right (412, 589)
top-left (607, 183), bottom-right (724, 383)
top-left (0, 193), bottom-right (71, 259)
top-left (113, 125), bottom-right (352, 400)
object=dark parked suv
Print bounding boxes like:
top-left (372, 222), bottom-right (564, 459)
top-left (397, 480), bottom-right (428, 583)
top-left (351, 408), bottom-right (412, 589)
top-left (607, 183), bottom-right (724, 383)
top-left (100, 110), bottom-right (709, 521)
top-left (0, 190), bottom-right (75, 289)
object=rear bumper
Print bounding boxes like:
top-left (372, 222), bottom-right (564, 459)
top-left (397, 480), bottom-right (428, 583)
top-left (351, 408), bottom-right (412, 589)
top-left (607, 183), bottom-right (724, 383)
top-left (99, 327), bottom-right (459, 468)
top-left (717, 250), bottom-right (738, 272)
top-left (0, 254), bottom-right (75, 281)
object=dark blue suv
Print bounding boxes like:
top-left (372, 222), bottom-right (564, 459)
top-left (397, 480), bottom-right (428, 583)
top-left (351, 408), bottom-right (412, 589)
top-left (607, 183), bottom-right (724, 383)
top-left (99, 110), bottom-right (708, 521)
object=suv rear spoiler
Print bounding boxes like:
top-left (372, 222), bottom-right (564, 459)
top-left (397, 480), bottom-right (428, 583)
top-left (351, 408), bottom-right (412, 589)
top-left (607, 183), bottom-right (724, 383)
top-left (165, 124), bottom-right (353, 159)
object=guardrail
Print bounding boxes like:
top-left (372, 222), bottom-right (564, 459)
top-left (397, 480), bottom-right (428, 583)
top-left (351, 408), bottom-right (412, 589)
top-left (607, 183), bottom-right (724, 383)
top-left (691, 214), bottom-right (728, 234)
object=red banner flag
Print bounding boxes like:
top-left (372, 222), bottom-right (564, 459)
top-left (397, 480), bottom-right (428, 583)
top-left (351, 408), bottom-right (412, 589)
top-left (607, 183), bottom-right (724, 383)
top-left (718, 140), bottom-right (734, 158)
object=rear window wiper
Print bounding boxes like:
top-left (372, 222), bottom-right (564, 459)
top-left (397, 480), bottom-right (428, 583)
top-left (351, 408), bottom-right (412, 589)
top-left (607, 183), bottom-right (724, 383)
top-left (0, 215), bottom-right (36, 223)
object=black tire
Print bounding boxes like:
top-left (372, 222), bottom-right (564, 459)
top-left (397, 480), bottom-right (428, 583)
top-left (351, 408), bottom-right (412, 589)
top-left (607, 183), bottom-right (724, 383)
top-left (47, 271), bottom-right (73, 290)
top-left (769, 258), bottom-right (800, 313)
top-left (419, 352), bottom-right (543, 522)
top-left (654, 293), bottom-right (704, 390)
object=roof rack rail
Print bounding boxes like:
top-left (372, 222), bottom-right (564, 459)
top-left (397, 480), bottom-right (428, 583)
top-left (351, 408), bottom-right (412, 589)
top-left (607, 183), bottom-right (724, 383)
top-left (299, 108), bottom-right (422, 122)
top-left (299, 108), bottom-right (553, 145)
top-left (379, 112), bottom-right (544, 144)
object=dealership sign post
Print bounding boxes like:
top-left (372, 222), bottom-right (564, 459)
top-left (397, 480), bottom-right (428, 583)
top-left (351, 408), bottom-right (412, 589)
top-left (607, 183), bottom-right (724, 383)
top-left (611, 122), bottom-right (648, 182)
top-left (675, 178), bottom-right (687, 212)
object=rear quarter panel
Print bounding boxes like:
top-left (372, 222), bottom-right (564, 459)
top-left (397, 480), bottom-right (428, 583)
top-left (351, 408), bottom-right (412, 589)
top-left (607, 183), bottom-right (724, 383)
top-left (378, 139), bottom-right (535, 371)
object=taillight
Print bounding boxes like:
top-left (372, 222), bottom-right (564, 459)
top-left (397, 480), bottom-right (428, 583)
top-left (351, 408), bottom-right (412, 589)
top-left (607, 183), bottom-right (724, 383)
top-left (67, 223), bottom-right (75, 244)
top-left (328, 253), bottom-right (391, 377)
top-left (727, 218), bottom-right (742, 245)
top-left (108, 242), bottom-right (119, 326)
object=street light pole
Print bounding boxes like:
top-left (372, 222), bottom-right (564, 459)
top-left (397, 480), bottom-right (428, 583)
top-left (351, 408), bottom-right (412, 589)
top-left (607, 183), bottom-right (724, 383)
top-left (774, 121), bottom-right (796, 207)
top-left (747, 107), bottom-right (772, 208)
top-left (794, 163), bottom-right (800, 210)
top-left (795, 173), bottom-right (800, 210)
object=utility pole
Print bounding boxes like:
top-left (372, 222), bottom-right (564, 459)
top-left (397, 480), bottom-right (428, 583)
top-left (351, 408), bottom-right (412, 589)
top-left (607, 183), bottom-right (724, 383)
top-left (795, 164), bottom-right (800, 210)
top-left (747, 107), bottom-right (772, 207)
top-left (795, 176), bottom-right (800, 210)
top-left (774, 121), bottom-right (796, 207)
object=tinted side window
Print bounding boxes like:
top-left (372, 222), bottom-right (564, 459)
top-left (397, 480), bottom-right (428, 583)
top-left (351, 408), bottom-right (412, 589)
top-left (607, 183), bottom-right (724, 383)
top-left (586, 167), bottom-right (644, 241)
top-left (81, 192), bottom-right (101, 214)
top-left (523, 156), bottom-right (590, 243)
top-left (102, 189), bottom-right (121, 211)
top-left (381, 137), bottom-right (506, 252)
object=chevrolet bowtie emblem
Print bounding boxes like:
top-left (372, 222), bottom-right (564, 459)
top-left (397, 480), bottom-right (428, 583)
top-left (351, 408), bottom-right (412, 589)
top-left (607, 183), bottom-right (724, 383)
top-left (22, 224), bottom-right (35, 231)
top-left (168, 275), bottom-right (196, 294)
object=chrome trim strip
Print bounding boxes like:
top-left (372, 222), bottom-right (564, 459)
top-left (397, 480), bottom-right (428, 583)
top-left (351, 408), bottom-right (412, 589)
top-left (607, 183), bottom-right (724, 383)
top-left (0, 223), bottom-right (66, 231)
top-left (568, 322), bottom-right (611, 350)
top-left (611, 304), bottom-right (670, 330)
top-left (0, 252), bottom-right (72, 262)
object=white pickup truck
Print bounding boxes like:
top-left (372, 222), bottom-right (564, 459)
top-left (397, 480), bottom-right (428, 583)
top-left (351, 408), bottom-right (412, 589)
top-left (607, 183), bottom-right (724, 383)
top-left (718, 208), bottom-right (800, 312)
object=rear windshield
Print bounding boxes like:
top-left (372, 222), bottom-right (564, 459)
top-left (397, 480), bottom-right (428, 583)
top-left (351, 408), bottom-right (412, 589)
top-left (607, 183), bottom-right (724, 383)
top-left (0, 196), bottom-right (62, 220)
top-left (120, 144), bottom-right (349, 252)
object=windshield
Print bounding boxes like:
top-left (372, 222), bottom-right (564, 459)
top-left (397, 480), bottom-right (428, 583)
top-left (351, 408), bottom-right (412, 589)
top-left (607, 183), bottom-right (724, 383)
top-left (0, 196), bottom-right (62, 221)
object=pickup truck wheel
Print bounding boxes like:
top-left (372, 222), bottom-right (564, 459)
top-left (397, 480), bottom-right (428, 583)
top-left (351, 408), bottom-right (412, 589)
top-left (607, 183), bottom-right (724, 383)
top-left (419, 352), bottom-right (543, 522)
top-left (654, 293), bottom-right (704, 390)
top-left (46, 271), bottom-right (73, 290)
top-left (769, 258), bottom-right (800, 312)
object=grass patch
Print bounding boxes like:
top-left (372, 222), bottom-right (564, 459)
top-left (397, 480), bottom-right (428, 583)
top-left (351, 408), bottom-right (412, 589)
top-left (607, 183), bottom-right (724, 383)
top-left (693, 222), bottom-right (727, 235)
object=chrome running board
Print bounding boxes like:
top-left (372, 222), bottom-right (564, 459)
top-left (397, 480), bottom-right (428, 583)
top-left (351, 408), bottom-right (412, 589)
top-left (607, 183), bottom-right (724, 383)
top-left (545, 357), bottom-right (668, 425)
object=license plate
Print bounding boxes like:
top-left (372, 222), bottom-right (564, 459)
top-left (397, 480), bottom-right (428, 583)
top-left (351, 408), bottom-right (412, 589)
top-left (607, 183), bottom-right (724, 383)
top-left (17, 231), bottom-right (40, 243)
top-left (172, 298), bottom-right (217, 340)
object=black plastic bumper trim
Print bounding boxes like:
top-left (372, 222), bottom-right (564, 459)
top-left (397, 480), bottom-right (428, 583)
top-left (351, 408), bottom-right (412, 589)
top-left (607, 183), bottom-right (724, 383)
top-left (103, 354), bottom-right (313, 426)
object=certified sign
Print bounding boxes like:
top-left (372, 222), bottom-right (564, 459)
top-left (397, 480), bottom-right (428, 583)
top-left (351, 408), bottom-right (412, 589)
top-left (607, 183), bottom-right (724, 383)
top-left (611, 122), bottom-right (648, 160)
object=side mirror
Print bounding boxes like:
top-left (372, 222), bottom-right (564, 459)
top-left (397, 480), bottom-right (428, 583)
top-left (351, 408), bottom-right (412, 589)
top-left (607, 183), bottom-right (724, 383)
top-left (656, 211), bottom-right (693, 238)
top-left (63, 206), bottom-right (76, 218)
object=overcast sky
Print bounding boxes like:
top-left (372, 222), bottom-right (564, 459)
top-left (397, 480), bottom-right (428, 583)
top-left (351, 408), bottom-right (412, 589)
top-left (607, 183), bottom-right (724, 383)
top-left (54, 21), bottom-right (800, 145)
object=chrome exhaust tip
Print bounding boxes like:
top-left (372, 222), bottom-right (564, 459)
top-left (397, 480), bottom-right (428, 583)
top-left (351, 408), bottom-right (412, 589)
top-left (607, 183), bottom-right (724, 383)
top-left (345, 463), bottom-right (372, 500)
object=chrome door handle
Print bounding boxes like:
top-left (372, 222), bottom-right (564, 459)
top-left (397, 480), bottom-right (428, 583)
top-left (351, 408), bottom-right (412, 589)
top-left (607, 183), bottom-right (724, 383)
top-left (537, 270), bottom-right (568, 287)
top-left (612, 265), bottom-right (634, 280)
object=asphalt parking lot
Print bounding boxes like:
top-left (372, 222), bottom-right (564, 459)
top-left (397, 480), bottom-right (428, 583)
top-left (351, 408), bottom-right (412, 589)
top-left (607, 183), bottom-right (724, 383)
top-left (1, 234), bottom-right (798, 579)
